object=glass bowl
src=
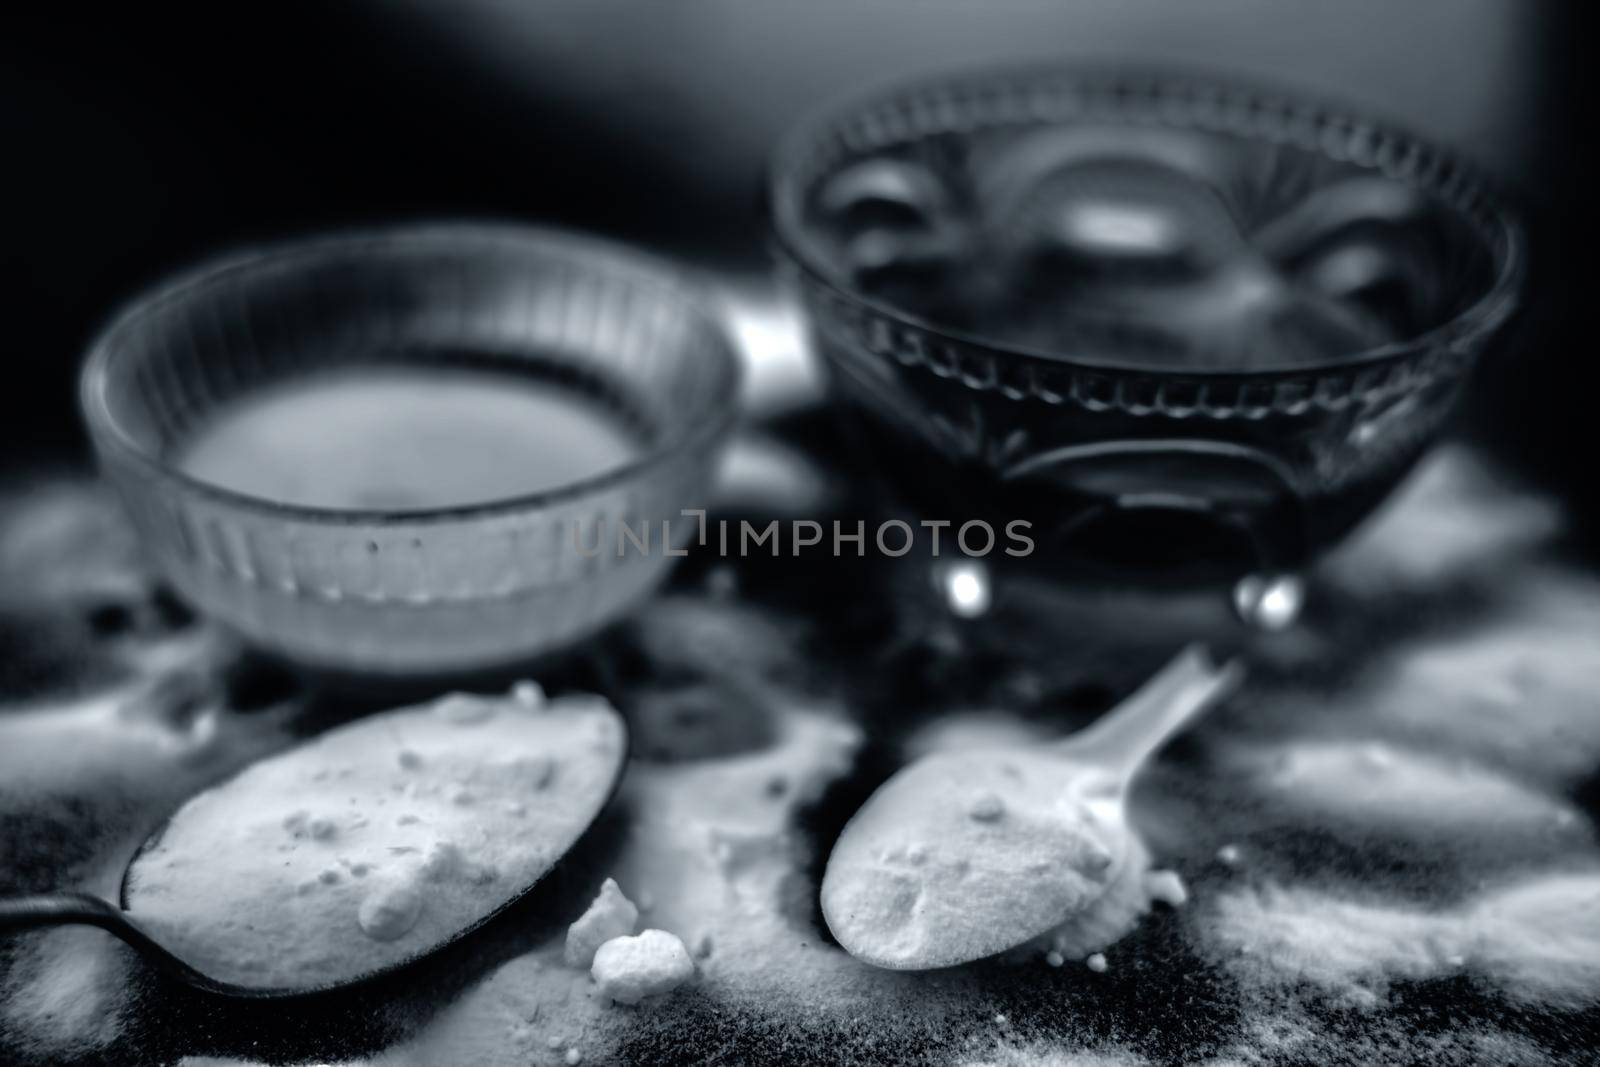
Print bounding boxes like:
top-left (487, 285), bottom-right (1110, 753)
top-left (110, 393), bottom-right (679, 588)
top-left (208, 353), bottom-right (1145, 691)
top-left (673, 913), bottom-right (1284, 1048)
top-left (770, 67), bottom-right (1523, 594)
top-left (80, 224), bottom-right (741, 677)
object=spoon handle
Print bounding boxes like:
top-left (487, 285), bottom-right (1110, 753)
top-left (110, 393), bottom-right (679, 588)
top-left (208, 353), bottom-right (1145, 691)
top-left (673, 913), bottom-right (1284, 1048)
top-left (0, 891), bottom-right (131, 932)
top-left (1064, 645), bottom-right (1243, 781)
top-left (0, 892), bottom-right (178, 964)
top-left (0, 893), bottom-right (255, 995)
top-left (0, 889), bottom-right (181, 958)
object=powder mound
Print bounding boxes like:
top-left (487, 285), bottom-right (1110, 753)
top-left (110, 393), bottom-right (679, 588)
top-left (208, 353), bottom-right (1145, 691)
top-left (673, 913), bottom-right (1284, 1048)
top-left (591, 929), bottom-right (695, 1005)
top-left (358, 878), bottom-right (424, 941)
top-left (1144, 869), bottom-right (1188, 909)
top-left (1465, 872), bottom-right (1600, 1009)
top-left (1239, 738), bottom-right (1580, 838)
top-left (565, 878), bottom-right (640, 968)
top-left (1201, 872), bottom-right (1600, 1009)
top-left (0, 928), bottom-right (133, 1059)
top-left (1204, 883), bottom-right (1452, 1006)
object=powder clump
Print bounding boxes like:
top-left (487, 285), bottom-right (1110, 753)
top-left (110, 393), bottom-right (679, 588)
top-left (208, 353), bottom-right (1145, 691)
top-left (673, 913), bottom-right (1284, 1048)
top-left (565, 878), bottom-right (640, 968)
top-left (590, 929), bottom-right (695, 1005)
top-left (357, 877), bottom-right (423, 941)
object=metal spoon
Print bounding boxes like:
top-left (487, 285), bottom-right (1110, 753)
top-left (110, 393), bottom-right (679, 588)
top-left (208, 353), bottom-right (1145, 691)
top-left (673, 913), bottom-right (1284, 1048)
top-left (0, 696), bottom-right (629, 999)
top-left (821, 645), bottom-right (1241, 970)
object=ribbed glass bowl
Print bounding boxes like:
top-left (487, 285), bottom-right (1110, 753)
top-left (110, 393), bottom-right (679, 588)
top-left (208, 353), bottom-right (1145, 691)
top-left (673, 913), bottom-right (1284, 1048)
top-left (80, 225), bottom-right (741, 677)
top-left (770, 67), bottom-right (1523, 581)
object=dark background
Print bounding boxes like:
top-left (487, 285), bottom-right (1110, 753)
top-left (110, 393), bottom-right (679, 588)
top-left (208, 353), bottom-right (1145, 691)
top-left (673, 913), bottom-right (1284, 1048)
top-left (2, 2), bottom-right (1590, 535)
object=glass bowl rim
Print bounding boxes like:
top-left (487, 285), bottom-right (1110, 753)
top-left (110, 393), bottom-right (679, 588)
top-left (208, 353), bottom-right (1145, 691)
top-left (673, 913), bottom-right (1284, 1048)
top-left (767, 62), bottom-right (1525, 383)
top-left (79, 221), bottom-right (744, 528)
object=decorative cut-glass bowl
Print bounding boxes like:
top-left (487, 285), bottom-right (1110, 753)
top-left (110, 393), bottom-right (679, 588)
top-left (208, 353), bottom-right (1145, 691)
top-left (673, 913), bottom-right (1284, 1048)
top-left (770, 67), bottom-right (1523, 598)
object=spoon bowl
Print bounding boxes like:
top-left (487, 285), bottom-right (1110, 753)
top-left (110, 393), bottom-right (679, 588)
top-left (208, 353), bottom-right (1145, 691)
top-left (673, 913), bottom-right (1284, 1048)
top-left (0, 685), bottom-right (629, 998)
top-left (821, 645), bottom-right (1239, 970)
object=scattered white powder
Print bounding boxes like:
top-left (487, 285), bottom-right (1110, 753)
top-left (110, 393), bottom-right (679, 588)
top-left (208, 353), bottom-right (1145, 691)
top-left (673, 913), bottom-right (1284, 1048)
top-left (0, 607), bottom-right (296, 1057)
top-left (590, 929), bottom-right (695, 1005)
top-left (6, 467), bottom-right (1595, 1064)
top-left (1237, 739), bottom-right (1582, 837)
top-left (375, 704), bottom-right (1012, 1066)
top-left (1201, 870), bottom-right (1600, 1008)
top-left (1320, 446), bottom-right (1561, 596)
top-left (124, 683), bottom-right (625, 990)
top-left (1204, 884), bottom-right (1449, 1007)
top-left (901, 710), bottom-right (1059, 763)
top-left (0, 479), bottom-right (150, 608)
top-left (0, 928), bottom-right (135, 1060)
top-left (962, 1043), bottom-right (1149, 1067)
top-left (0, 650), bottom-right (295, 814)
top-left (606, 708), bottom-right (884, 1013)
top-left (1197, 1013), bottom-right (1558, 1067)
top-left (413, 678), bottom-right (1180, 1052)
top-left (1360, 578), bottom-right (1600, 785)
top-left (1464, 871), bottom-right (1600, 1009)
top-left (564, 878), bottom-right (639, 968)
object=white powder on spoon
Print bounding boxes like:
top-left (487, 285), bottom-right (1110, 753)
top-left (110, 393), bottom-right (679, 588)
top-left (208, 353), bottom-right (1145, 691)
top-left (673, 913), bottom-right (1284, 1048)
top-left (827, 712), bottom-right (1193, 970)
top-left (1014, 833), bottom-right (1188, 965)
top-left (124, 682), bottom-right (625, 991)
top-left (820, 749), bottom-right (1133, 969)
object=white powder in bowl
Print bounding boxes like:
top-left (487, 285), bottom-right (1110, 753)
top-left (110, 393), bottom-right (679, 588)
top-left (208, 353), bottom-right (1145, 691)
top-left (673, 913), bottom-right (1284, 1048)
top-left (124, 683), bottom-right (625, 991)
